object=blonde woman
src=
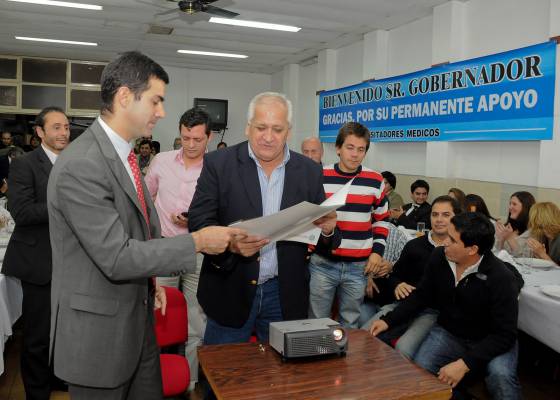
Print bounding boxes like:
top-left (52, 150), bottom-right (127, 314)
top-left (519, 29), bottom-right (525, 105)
top-left (526, 202), bottom-right (560, 265)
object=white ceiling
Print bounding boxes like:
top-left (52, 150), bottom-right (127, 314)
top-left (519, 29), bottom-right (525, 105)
top-left (0, 0), bottom-right (455, 74)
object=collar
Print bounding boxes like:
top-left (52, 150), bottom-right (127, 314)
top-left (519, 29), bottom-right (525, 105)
top-left (98, 117), bottom-right (133, 164)
top-left (40, 144), bottom-right (58, 164)
top-left (247, 142), bottom-right (290, 169)
top-left (334, 162), bottom-right (362, 176)
top-left (175, 149), bottom-right (204, 168)
top-left (447, 255), bottom-right (484, 286)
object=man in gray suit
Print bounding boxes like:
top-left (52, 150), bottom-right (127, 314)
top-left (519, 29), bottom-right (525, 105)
top-left (47, 51), bottom-right (244, 399)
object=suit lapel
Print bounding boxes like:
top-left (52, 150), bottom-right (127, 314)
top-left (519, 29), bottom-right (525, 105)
top-left (280, 150), bottom-right (301, 209)
top-left (237, 143), bottom-right (262, 215)
top-left (90, 120), bottom-right (151, 238)
top-left (35, 146), bottom-right (53, 178)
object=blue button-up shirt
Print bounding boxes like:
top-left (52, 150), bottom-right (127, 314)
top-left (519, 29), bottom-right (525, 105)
top-left (247, 143), bottom-right (290, 284)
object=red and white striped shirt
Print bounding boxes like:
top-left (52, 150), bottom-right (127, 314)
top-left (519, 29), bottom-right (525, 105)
top-left (322, 163), bottom-right (390, 260)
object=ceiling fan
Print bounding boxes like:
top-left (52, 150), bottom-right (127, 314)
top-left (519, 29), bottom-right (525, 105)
top-left (156, 0), bottom-right (239, 18)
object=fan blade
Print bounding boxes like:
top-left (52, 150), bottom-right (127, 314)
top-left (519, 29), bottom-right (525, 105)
top-left (204, 5), bottom-right (239, 18)
top-left (156, 8), bottom-right (180, 16)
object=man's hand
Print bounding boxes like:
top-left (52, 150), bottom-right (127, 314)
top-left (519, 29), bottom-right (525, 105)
top-left (375, 259), bottom-right (393, 278)
top-left (369, 319), bottom-right (389, 336)
top-left (170, 213), bottom-right (188, 228)
top-left (527, 238), bottom-right (548, 259)
top-left (438, 359), bottom-right (470, 388)
top-left (192, 226), bottom-right (247, 255)
top-left (365, 275), bottom-right (379, 298)
top-left (394, 282), bottom-right (416, 300)
top-left (154, 284), bottom-right (167, 316)
top-left (0, 179), bottom-right (7, 194)
top-left (229, 234), bottom-right (270, 257)
top-left (365, 253), bottom-right (383, 275)
top-left (313, 211), bottom-right (337, 235)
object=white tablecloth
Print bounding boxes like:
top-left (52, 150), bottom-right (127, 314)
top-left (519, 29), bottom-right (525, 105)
top-left (0, 273), bottom-right (22, 375)
top-left (516, 264), bottom-right (560, 353)
top-left (0, 224), bottom-right (20, 376)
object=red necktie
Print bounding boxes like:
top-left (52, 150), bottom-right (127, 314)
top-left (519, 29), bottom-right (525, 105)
top-left (127, 150), bottom-right (150, 236)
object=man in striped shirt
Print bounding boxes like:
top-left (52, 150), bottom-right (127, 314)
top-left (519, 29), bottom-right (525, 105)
top-left (309, 122), bottom-right (390, 328)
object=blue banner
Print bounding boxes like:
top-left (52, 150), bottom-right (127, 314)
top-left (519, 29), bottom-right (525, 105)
top-left (319, 41), bottom-right (556, 142)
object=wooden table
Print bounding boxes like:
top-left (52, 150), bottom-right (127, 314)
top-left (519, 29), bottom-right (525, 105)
top-left (198, 329), bottom-right (451, 399)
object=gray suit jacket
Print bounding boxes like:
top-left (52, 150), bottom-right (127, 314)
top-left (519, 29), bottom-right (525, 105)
top-left (47, 120), bottom-right (197, 388)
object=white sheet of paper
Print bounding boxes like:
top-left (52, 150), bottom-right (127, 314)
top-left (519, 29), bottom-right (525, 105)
top-left (230, 179), bottom-right (353, 245)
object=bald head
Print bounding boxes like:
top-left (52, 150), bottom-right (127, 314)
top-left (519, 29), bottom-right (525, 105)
top-left (301, 137), bottom-right (323, 164)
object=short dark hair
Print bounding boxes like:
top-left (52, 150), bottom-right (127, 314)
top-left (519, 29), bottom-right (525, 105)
top-left (179, 108), bottom-right (211, 136)
top-left (100, 51), bottom-right (169, 113)
top-left (151, 140), bottom-right (160, 154)
top-left (432, 195), bottom-right (462, 215)
top-left (465, 194), bottom-right (493, 220)
top-left (381, 171), bottom-right (396, 189)
top-left (507, 191), bottom-right (536, 235)
top-left (35, 106), bottom-right (66, 129)
top-left (411, 179), bottom-right (430, 193)
top-left (139, 139), bottom-right (152, 148)
top-left (217, 141), bottom-right (227, 149)
top-left (335, 122), bottom-right (370, 152)
top-left (451, 212), bottom-right (495, 255)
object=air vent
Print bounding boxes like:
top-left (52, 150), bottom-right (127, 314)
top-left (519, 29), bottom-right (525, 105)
top-left (147, 25), bottom-right (174, 35)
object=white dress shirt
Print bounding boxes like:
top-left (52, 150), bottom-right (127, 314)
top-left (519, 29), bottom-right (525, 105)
top-left (41, 144), bottom-right (58, 165)
top-left (97, 117), bottom-right (136, 191)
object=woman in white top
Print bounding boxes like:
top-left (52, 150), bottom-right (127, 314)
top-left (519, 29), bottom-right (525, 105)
top-left (495, 191), bottom-right (535, 256)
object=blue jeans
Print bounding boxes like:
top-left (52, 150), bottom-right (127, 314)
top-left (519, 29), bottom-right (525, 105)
top-left (358, 299), bottom-right (380, 328)
top-left (203, 277), bottom-right (282, 345)
top-left (414, 324), bottom-right (521, 400)
top-left (308, 254), bottom-right (367, 328)
top-left (361, 303), bottom-right (438, 360)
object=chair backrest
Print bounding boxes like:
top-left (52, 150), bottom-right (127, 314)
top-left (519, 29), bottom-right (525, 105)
top-left (154, 286), bottom-right (188, 347)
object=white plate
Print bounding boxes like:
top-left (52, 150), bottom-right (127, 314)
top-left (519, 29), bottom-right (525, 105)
top-left (515, 258), bottom-right (557, 269)
top-left (541, 285), bottom-right (560, 300)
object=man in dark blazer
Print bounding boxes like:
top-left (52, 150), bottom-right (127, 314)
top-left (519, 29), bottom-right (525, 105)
top-left (2, 106), bottom-right (70, 400)
top-left (189, 92), bottom-right (338, 345)
top-left (47, 52), bottom-right (243, 399)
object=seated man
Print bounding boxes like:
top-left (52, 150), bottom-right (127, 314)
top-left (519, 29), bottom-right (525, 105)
top-left (362, 195), bottom-right (461, 360)
top-left (370, 212), bottom-right (522, 400)
top-left (394, 179), bottom-right (432, 230)
top-left (358, 221), bottom-right (409, 327)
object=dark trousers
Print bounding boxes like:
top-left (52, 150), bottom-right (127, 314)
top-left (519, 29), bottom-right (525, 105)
top-left (21, 281), bottom-right (52, 400)
top-left (68, 312), bottom-right (163, 400)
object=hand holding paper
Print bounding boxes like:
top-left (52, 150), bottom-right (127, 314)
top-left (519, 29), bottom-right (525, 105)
top-left (229, 234), bottom-right (270, 257)
top-left (230, 179), bottom-right (353, 245)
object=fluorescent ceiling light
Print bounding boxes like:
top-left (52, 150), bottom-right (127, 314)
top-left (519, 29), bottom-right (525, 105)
top-left (7, 0), bottom-right (102, 10)
top-left (177, 50), bottom-right (247, 59)
top-left (209, 17), bottom-right (300, 32)
top-left (15, 36), bottom-right (98, 46)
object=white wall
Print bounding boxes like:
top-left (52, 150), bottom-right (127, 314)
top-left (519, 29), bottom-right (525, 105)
top-left (293, 63), bottom-right (318, 150)
top-left (152, 66), bottom-right (271, 151)
top-left (282, 0), bottom-right (560, 190)
top-left (335, 40), bottom-right (363, 88)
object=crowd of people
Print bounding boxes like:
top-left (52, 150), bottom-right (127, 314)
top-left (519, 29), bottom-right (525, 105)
top-left (1, 50), bottom-right (558, 400)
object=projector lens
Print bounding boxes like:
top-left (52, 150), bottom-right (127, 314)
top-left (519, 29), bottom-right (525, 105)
top-left (332, 328), bottom-right (344, 341)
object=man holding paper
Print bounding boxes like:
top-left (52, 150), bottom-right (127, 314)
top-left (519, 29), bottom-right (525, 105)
top-left (188, 92), bottom-right (339, 344)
